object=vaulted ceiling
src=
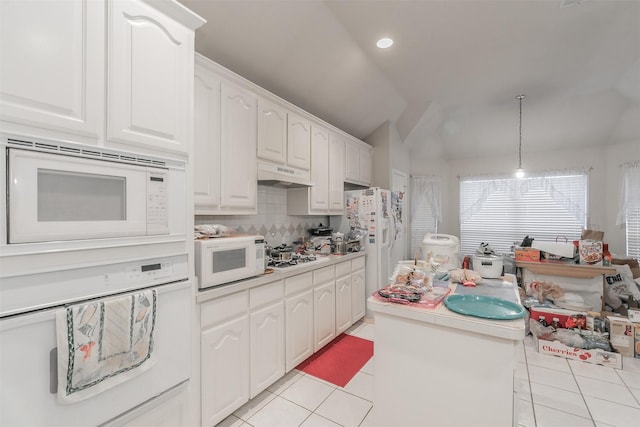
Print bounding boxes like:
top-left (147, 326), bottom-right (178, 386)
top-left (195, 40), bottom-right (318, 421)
top-left (180, 0), bottom-right (640, 161)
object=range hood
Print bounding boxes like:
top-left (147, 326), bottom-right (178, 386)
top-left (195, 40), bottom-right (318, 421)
top-left (257, 160), bottom-right (314, 188)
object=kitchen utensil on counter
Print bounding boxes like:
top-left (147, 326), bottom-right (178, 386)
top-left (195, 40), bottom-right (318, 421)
top-left (269, 244), bottom-right (294, 261)
top-left (311, 236), bottom-right (332, 254)
top-left (472, 254), bottom-right (504, 279)
top-left (422, 234), bottom-right (460, 267)
top-left (308, 224), bottom-right (333, 236)
top-left (332, 240), bottom-right (347, 255)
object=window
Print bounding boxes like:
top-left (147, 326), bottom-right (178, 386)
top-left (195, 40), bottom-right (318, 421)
top-left (459, 171), bottom-right (588, 255)
top-left (410, 176), bottom-right (440, 258)
top-left (618, 161), bottom-right (640, 261)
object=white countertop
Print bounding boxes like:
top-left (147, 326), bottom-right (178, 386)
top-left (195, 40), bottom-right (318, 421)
top-left (367, 281), bottom-right (526, 341)
top-left (196, 252), bottom-right (365, 303)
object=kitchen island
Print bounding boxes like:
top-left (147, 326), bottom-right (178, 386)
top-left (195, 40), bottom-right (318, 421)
top-left (367, 281), bottom-right (526, 427)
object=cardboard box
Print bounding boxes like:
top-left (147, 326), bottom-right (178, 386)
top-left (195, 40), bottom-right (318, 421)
top-left (607, 316), bottom-right (634, 357)
top-left (579, 240), bottom-right (603, 266)
top-left (531, 240), bottom-right (575, 258)
top-left (529, 306), bottom-right (584, 329)
top-left (533, 334), bottom-right (623, 369)
top-left (628, 308), bottom-right (640, 323)
top-left (515, 248), bottom-right (540, 262)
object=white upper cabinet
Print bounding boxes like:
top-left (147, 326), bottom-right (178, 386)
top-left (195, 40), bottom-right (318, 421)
top-left (1, 0), bottom-right (203, 154)
top-left (220, 82), bottom-right (257, 211)
top-left (107, 0), bottom-right (195, 155)
top-left (193, 65), bottom-right (221, 211)
top-left (329, 133), bottom-right (346, 214)
top-left (310, 126), bottom-right (330, 212)
top-left (345, 138), bottom-right (372, 187)
top-left (257, 97), bottom-right (287, 164)
top-left (193, 56), bottom-right (257, 215)
top-left (0, 0), bottom-right (104, 140)
top-left (287, 112), bottom-right (311, 171)
top-left (287, 125), bottom-right (345, 215)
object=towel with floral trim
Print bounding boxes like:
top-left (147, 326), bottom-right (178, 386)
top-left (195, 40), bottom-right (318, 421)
top-left (56, 289), bottom-right (157, 403)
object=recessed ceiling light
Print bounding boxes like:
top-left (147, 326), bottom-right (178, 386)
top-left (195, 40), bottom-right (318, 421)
top-left (376, 38), bottom-right (393, 49)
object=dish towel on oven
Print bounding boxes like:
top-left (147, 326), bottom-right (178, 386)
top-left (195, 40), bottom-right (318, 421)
top-left (56, 289), bottom-right (157, 403)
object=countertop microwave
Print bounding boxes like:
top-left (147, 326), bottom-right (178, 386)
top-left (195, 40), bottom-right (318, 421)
top-left (195, 235), bottom-right (266, 289)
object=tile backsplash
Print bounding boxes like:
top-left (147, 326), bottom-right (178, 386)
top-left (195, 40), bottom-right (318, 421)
top-left (195, 185), bottom-right (329, 246)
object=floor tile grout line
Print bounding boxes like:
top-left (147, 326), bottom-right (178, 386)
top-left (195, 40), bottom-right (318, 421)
top-left (568, 360), bottom-right (598, 424)
top-left (521, 339), bottom-right (539, 427)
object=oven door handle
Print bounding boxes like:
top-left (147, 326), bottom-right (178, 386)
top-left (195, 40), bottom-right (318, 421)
top-left (50, 347), bottom-right (58, 394)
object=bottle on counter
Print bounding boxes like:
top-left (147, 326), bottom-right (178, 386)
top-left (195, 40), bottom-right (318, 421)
top-left (551, 317), bottom-right (561, 329)
top-left (538, 316), bottom-right (548, 327)
top-left (602, 243), bottom-right (612, 266)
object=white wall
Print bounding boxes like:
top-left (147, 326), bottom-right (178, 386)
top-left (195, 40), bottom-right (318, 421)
top-left (411, 141), bottom-right (639, 256)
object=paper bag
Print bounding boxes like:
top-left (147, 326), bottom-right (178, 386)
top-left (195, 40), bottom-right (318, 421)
top-left (582, 229), bottom-right (604, 241)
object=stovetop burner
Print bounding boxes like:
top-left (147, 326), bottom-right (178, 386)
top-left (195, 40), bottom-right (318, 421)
top-left (267, 254), bottom-right (319, 269)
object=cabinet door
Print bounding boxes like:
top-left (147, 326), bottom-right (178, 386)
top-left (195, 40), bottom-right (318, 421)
top-left (108, 0), bottom-right (192, 154)
top-left (201, 316), bottom-right (249, 427)
top-left (310, 125), bottom-right (330, 212)
top-left (335, 274), bottom-right (352, 335)
top-left (0, 0), bottom-right (104, 139)
top-left (351, 268), bottom-right (366, 323)
top-left (194, 63), bottom-right (221, 211)
top-left (220, 81), bottom-right (257, 211)
top-left (257, 97), bottom-right (287, 164)
top-left (359, 146), bottom-right (372, 185)
top-left (314, 281), bottom-right (336, 352)
top-left (250, 301), bottom-right (285, 398)
top-left (345, 141), bottom-right (360, 182)
top-left (329, 134), bottom-right (345, 214)
top-left (287, 112), bottom-right (311, 170)
top-left (285, 290), bottom-right (314, 372)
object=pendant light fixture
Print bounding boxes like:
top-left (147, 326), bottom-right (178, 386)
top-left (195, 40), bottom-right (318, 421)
top-left (515, 94), bottom-right (526, 179)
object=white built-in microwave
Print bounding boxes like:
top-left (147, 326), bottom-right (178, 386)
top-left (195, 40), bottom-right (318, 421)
top-left (2, 135), bottom-right (185, 246)
top-left (195, 235), bottom-right (266, 289)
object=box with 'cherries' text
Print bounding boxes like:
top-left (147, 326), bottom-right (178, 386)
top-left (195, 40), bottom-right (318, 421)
top-left (532, 334), bottom-right (622, 369)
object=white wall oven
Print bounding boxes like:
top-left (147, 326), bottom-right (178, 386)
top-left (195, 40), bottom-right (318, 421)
top-left (0, 255), bottom-right (192, 426)
top-left (195, 235), bottom-right (266, 289)
top-left (1, 134), bottom-right (186, 277)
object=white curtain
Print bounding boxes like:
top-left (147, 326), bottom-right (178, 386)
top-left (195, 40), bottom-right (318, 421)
top-left (617, 160), bottom-right (640, 226)
top-left (459, 169), bottom-right (588, 225)
top-left (411, 176), bottom-right (441, 224)
top-left (410, 176), bottom-right (441, 257)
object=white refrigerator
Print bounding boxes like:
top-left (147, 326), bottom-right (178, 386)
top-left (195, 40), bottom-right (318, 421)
top-left (332, 187), bottom-right (405, 315)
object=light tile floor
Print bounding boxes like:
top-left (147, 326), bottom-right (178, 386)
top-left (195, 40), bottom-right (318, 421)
top-left (217, 321), bottom-right (640, 427)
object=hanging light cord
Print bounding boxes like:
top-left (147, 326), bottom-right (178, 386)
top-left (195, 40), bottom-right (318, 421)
top-left (517, 94), bottom-right (525, 169)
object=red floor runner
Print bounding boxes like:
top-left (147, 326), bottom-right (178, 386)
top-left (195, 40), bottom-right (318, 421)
top-left (296, 333), bottom-right (373, 387)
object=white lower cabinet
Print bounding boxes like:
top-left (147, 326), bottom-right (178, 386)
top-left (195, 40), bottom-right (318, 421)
top-left (198, 255), bottom-right (366, 424)
top-left (335, 261), bottom-right (353, 335)
top-left (351, 256), bottom-right (366, 323)
top-left (200, 292), bottom-right (250, 427)
top-left (313, 266), bottom-right (336, 352)
top-left (285, 272), bottom-right (314, 372)
top-left (249, 281), bottom-right (285, 398)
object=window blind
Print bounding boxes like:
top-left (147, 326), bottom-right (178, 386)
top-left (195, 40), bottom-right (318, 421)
top-left (459, 172), bottom-right (588, 255)
top-left (622, 162), bottom-right (640, 261)
top-left (627, 206), bottom-right (640, 262)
